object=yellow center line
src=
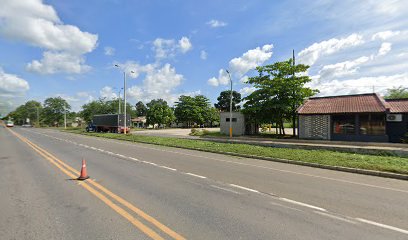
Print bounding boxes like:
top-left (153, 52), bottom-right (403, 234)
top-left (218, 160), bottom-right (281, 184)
top-left (7, 127), bottom-right (186, 240)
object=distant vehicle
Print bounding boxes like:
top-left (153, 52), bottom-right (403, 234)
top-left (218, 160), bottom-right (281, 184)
top-left (87, 114), bottom-right (131, 133)
top-left (22, 124), bottom-right (33, 128)
top-left (6, 121), bottom-right (14, 127)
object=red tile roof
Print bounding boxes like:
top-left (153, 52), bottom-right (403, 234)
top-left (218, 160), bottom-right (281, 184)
top-left (297, 93), bottom-right (389, 114)
top-left (386, 99), bottom-right (408, 113)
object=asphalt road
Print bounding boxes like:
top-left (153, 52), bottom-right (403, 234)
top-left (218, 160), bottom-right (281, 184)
top-left (1, 126), bottom-right (408, 239)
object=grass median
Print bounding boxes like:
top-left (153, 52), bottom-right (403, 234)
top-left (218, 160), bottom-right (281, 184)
top-left (63, 129), bottom-right (408, 175)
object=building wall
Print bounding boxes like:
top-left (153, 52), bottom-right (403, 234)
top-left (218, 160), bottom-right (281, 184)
top-left (386, 114), bottom-right (408, 143)
top-left (220, 112), bottom-right (245, 136)
top-left (299, 115), bottom-right (331, 140)
top-left (331, 113), bottom-right (389, 142)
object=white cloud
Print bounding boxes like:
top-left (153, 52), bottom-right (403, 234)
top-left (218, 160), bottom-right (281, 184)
top-left (206, 19), bottom-right (228, 28)
top-left (207, 77), bottom-right (219, 87)
top-left (317, 56), bottom-right (370, 82)
top-left (371, 30), bottom-right (401, 41)
top-left (0, 68), bottom-right (29, 95)
top-left (208, 44), bottom-right (273, 87)
top-left (113, 61), bottom-right (156, 79)
top-left (99, 86), bottom-right (118, 100)
top-left (230, 44), bottom-right (273, 77)
top-left (239, 86), bottom-right (256, 96)
top-left (311, 73), bottom-right (408, 97)
top-left (123, 63), bottom-right (186, 105)
top-left (104, 46), bottom-right (115, 56)
top-left (27, 51), bottom-right (91, 74)
top-left (298, 33), bottom-right (364, 66)
top-left (378, 42), bottom-right (392, 56)
top-left (152, 36), bottom-right (192, 60)
top-left (207, 69), bottom-right (231, 87)
top-left (0, 0), bottom-right (98, 74)
top-left (0, 68), bottom-right (30, 116)
top-left (200, 50), bottom-right (208, 60)
top-left (178, 37), bottom-right (192, 53)
top-left (239, 76), bottom-right (249, 83)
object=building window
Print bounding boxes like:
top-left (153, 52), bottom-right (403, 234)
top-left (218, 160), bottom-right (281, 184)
top-left (359, 114), bottom-right (385, 135)
top-left (226, 118), bottom-right (230, 122)
top-left (226, 118), bottom-right (237, 122)
top-left (333, 115), bottom-right (356, 135)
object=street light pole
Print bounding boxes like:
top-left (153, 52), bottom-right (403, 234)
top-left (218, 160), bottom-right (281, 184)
top-left (64, 106), bottom-right (67, 129)
top-left (115, 64), bottom-right (132, 135)
top-left (226, 69), bottom-right (233, 138)
top-left (36, 107), bottom-right (39, 127)
top-left (118, 88), bottom-right (122, 114)
top-left (123, 71), bottom-right (127, 134)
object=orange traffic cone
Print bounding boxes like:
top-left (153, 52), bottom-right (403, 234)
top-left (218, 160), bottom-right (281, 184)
top-left (77, 159), bottom-right (89, 180)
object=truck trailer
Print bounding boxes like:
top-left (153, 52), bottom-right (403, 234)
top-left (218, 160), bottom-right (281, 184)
top-left (87, 114), bottom-right (131, 133)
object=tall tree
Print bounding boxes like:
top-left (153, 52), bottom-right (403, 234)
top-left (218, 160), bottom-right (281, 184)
top-left (135, 101), bottom-right (147, 116)
top-left (174, 95), bottom-right (212, 127)
top-left (42, 97), bottom-right (70, 126)
top-left (243, 59), bottom-right (318, 135)
top-left (384, 86), bottom-right (408, 99)
top-left (5, 100), bottom-right (42, 125)
top-left (80, 99), bottom-right (108, 122)
top-left (207, 107), bottom-right (220, 127)
top-left (146, 99), bottom-right (175, 127)
top-left (174, 95), bottom-right (196, 127)
top-left (214, 90), bottom-right (241, 112)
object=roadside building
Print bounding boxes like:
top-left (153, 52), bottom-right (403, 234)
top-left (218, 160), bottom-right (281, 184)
top-left (219, 112), bottom-right (260, 135)
top-left (220, 112), bottom-right (245, 136)
top-left (297, 93), bottom-right (408, 143)
top-left (131, 116), bottom-right (146, 128)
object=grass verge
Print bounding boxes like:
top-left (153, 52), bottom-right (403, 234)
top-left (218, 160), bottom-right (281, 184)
top-left (63, 129), bottom-right (408, 175)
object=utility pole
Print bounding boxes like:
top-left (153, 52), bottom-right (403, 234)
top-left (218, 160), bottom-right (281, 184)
top-left (292, 49), bottom-right (297, 137)
top-left (64, 106), bottom-right (67, 129)
top-left (124, 71), bottom-right (127, 134)
top-left (226, 69), bottom-right (233, 138)
top-left (36, 107), bottom-right (39, 127)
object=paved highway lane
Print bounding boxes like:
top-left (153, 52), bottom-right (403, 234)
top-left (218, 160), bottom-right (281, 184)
top-left (1, 126), bottom-right (408, 239)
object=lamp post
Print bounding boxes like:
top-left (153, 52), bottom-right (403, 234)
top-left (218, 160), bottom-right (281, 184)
top-left (118, 88), bottom-right (123, 114)
top-left (36, 107), bottom-right (39, 127)
top-left (114, 65), bottom-right (134, 135)
top-left (225, 69), bottom-right (233, 138)
top-left (115, 64), bottom-right (127, 134)
top-left (64, 105), bottom-right (67, 129)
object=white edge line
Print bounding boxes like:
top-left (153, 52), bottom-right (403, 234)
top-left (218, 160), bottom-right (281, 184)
top-left (210, 185), bottom-right (241, 194)
top-left (314, 211), bottom-right (357, 224)
top-left (229, 184), bottom-right (259, 193)
top-left (356, 218), bottom-right (408, 235)
top-left (185, 173), bottom-right (207, 179)
top-left (148, 162), bottom-right (158, 166)
top-left (159, 166), bottom-right (177, 171)
top-left (279, 198), bottom-right (327, 212)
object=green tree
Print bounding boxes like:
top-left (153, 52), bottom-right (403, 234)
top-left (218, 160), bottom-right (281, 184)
top-left (146, 99), bottom-right (175, 127)
top-left (174, 95), bottom-right (196, 127)
top-left (135, 101), bottom-right (147, 116)
top-left (6, 100), bottom-right (42, 126)
top-left (80, 99), bottom-right (110, 122)
top-left (80, 98), bottom-right (135, 123)
top-left (214, 90), bottom-right (241, 112)
top-left (174, 95), bottom-right (212, 127)
top-left (243, 59), bottom-right (318, 135)
top-left (384, 86), bottom-right (408, 99)
top-left (194, 95), bottom-right (211, 125)
top-left (207, 107), bottom-right (220, 127)
top-left (42, 97), bottom-right (70, 126)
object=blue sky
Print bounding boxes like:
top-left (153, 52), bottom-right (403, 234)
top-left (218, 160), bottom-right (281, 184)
top-left (1, 0), bottom-right (407, 115)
